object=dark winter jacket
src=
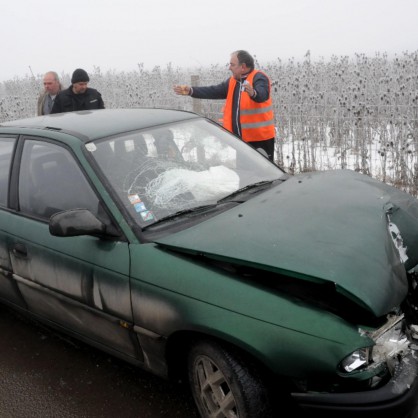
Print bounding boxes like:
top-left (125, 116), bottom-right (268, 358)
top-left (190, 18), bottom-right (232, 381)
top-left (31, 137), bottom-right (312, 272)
top-left (190, 71), bottom-right (271, 137)
top-left (51, 86), bottom-right (105, 113)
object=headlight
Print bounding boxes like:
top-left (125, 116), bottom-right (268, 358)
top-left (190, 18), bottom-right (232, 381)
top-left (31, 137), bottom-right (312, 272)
top-left (341, 314), bottom-right (410, 375)
top-left (340, 347), bottom-right (370, 372)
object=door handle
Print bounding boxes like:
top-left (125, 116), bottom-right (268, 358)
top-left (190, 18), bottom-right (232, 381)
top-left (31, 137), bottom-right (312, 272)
top-left (12, 243), bottom-right (28, 257)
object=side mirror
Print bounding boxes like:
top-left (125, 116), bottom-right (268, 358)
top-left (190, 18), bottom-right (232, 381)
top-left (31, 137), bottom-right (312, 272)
top-left (49, 208), bottom-right (119, 238)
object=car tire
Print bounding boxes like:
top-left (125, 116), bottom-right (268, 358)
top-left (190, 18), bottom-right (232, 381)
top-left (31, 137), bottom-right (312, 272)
top-left (187, 339), bottom-right (273, 418)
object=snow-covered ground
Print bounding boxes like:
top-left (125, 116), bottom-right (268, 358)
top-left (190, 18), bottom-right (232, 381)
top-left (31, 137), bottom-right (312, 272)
top-left (278, 130), bottom-right (417, 196)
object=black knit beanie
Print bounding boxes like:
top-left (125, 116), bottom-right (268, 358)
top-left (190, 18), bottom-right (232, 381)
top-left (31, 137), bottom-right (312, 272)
top-left (71, 68), bottom-right (90, 83)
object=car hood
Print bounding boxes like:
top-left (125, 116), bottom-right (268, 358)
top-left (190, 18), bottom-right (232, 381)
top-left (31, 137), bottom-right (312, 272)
top-left (156, 170), bottom-right (418, 317)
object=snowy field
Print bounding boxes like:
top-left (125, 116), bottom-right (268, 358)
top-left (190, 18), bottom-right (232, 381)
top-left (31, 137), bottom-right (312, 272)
top-left (1, 51), bottom-right (417, 195)
top-left (278, 128), bottom-right (417, 194)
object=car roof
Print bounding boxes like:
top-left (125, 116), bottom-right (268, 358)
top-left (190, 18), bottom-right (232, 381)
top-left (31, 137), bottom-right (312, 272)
top-left (0, 108), bottom-right (201, 142)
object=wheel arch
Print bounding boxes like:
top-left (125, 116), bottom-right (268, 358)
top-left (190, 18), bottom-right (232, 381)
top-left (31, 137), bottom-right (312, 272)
top-left (165, 330), bottom-right (278, 386)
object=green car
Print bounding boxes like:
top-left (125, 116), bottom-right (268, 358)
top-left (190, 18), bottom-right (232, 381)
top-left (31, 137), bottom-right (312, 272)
top-left (1, 108), bottom-right (418, 418)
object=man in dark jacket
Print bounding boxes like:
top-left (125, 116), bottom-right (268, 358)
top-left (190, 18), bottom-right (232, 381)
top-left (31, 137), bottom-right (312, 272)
top-left (51, 68), bottom-right (105, 113)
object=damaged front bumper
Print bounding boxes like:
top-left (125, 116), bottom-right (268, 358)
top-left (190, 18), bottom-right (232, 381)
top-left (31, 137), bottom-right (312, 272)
top-left (292, 351), bottom-right (418, 417)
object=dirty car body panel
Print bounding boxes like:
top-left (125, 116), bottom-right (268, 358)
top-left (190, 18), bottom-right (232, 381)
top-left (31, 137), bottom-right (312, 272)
top-left (1, 109), bottom-right (418, 417)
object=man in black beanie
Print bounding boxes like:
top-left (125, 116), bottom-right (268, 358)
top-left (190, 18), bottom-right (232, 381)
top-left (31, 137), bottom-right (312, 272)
top-left (51, 68), bottom-right (105, 113)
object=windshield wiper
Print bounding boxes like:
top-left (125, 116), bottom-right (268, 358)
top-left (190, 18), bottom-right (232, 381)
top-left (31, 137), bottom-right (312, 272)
top-left (217, 180), bottom-right (275, 204)
top-left (143, 178), bottom-right (285, 231)
top-left (142, 203), bottom-right (218, 230)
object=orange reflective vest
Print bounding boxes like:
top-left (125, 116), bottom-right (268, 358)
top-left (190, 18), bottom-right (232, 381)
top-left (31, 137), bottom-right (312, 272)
top-left (223, 70), bottom-right (275, 142)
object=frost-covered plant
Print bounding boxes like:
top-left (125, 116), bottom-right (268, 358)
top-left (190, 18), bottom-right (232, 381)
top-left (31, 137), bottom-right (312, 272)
top-left (0, 51), bottom-right (417, 195)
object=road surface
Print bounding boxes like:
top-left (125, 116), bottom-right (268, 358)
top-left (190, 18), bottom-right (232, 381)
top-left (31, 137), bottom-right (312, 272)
top-left (0, 305), bottom-right (198, 418)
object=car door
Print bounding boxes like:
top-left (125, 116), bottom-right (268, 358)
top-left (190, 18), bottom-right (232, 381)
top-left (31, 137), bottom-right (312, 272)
top-left (0, 135), bottom-right (27, 308)
top-left (3, 136), bottom-right (140, 360)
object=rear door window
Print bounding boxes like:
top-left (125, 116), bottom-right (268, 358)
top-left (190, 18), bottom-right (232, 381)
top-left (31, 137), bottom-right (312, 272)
top-left (0, 136), bottom-right (17, 207)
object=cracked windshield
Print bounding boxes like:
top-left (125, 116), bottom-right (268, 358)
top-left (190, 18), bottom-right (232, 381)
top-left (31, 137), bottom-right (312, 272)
top-left (88, 118), bottom-right (282, 227)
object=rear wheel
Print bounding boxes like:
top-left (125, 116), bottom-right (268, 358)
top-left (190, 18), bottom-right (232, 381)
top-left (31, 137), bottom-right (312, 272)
top-left (187, 340), bottom-right (273, 418)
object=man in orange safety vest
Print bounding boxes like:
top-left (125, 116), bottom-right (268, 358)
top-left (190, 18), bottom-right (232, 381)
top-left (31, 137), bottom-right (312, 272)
top-left (173, 50), bottom-right (276, 162)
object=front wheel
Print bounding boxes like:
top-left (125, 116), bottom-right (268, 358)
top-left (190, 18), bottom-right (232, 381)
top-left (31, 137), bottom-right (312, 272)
top-left (187, 339), bottom-right (273, 418)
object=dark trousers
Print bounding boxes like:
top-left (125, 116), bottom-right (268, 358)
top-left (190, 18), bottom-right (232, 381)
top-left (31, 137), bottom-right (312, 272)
top-left (247, 138), bottom-right (275, 162)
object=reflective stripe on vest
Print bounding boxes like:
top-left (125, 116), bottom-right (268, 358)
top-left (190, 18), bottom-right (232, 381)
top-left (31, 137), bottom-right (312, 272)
top-left (223, 70), bottom-right (275, 142)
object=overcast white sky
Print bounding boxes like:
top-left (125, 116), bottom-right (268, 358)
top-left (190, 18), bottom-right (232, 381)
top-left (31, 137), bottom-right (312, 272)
top-left (1, 0), bottom-right (417, 82)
